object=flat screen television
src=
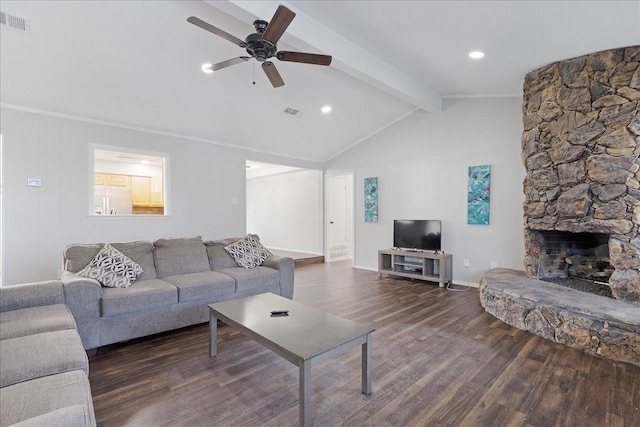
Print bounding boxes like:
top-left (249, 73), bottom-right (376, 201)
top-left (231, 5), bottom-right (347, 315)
top-left (393, 219), bottom-right (441, 251)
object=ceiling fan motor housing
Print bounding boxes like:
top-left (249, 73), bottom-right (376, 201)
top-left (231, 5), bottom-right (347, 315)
top-left (244, 32), bottom-right (276, 62)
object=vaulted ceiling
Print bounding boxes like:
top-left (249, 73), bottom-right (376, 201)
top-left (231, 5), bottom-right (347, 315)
top-left (1, 1), bottom-right (638, 163)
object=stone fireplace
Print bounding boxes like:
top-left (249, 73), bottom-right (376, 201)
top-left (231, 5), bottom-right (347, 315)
top-left (479, 46), bottom-right (640, 368)
top-left (521, 46), bottom-right (640, 302)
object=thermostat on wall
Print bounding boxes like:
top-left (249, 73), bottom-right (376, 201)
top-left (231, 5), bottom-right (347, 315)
top-left (27, 178), bottom-right (42, 187)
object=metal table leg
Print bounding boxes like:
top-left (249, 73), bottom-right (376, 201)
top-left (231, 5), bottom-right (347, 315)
top-left (362, 333), bottom-right (372, 394)
top-left (209, 311), bottom-right (218, 357)
top-left (299, 359), bottom-right (312, 426)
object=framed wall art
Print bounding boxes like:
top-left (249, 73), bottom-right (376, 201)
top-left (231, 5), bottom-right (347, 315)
top-left (364, 177), bottom-right (378, 223)
top-left (467, 165), bottom-right (491, 225)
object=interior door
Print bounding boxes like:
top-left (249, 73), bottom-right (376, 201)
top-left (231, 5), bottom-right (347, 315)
top-left (326, 175), bottom-right (350, 261)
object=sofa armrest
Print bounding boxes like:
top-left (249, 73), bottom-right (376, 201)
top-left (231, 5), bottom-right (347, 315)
top-left (0, 280), bottom-right (65, 313)
top-left (262, 256), bottom-right (295, 299)
top-left (61, 271), bottom-right (103, 349)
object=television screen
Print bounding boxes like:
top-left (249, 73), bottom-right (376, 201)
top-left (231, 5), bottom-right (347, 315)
top-left (393, 220), bottom-right (441, 251)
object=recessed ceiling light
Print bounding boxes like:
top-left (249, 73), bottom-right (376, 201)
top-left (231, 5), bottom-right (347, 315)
top-left (201, 63), bottom-right (213, 74)
top-left (469, 51), bottom-right (485, 59)
top-left (321, 105), bottom-right (332, 114)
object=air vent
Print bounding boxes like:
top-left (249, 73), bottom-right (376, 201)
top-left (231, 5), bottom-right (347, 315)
top-left (283, 107), bottom-right (301, 116)
top-left (0, 10), bottom-right (30, 33)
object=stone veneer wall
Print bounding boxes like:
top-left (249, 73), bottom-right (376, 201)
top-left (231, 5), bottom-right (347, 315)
top-left (521, 46), bottom-right (640, 302)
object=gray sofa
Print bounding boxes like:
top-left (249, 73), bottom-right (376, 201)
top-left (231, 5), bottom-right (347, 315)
top-left (0, 280), bottom-right (96, 427)
top-left (61, 236), bottom-right (294, 350)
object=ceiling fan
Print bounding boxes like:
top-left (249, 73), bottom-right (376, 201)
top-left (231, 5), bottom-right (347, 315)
top-left (187, 5), bottom-right (332, 88)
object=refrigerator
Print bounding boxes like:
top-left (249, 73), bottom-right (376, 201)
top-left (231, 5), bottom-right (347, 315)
top-left (95, 186), bottom-right (133, 215)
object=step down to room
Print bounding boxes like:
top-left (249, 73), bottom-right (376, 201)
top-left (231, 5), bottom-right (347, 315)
top-left (268, 249), bottom-right (324, 267)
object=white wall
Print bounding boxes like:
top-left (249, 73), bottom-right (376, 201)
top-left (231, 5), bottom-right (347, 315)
top-left (0, 107), bottom-right (320, 285)
top-left (325, 97), bottom-right (526, 285)
top-left (246, 169), bottom-right (323, 254)
top-left (2, 97), bottom-right (525, 286)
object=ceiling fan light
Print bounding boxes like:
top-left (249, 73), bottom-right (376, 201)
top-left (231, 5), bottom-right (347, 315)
top-left (469, 51), bottom-right (485, 59)
top-left (201, 63), bottom-right (214, 74)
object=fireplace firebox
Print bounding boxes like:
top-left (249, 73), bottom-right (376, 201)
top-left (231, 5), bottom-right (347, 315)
top-left (536, 231), bottom-right (611, 282)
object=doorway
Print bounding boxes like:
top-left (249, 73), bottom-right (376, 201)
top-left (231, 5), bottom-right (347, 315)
top-left (325, 173), bottom-right (354, 262)
top-left (246, 160), bottom-right (324, 257)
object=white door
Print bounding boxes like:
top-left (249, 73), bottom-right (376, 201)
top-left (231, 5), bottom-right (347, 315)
top-left (326, 175), bottom-right (352, 261)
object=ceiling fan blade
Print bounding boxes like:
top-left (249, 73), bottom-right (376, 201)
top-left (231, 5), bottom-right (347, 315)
top-left (187, 16), bottom-right (245, 47)
top-left (212, 57), bottom-right (251, 71)
top-left (276, 51), bottom-right (332, 66)
top-left (262, 5), bottom-right (295, 45)
top-left (262, 61), bottom-right (285, 88)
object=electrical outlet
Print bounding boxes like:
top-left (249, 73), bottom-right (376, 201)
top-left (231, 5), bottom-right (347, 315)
top-left (463, 258), bottom-right (470, 267)
top-left (491, 261), bottom-right (498, 269)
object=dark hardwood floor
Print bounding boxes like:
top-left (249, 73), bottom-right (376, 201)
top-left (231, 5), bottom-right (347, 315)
top-left (88, 261), bottom-right (640, 426)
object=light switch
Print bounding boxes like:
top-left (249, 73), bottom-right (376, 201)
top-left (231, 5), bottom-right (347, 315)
top-left (231, 197), bottom-right (239, 205)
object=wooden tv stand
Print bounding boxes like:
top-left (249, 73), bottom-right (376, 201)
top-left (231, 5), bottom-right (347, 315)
top-left (378, 249), bottom-right (453, 287)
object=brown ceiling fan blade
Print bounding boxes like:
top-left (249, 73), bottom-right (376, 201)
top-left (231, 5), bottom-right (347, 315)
top-left (262, 5), bottom-right (295, 45)
top-left (262, 61), bottom-right (285, 88)
top-left (187, 16), bottom-right (245, 47)
top-left (276, 51), bottom-right (332, 66)
top-left (212, 57), bottom-right (251, 71)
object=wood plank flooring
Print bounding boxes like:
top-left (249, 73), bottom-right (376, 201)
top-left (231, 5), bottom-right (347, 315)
top-left (88, 261), bottom-right (640, 426)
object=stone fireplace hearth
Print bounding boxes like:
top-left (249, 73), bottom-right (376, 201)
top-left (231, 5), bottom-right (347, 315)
top-left (480, 46), bottom-right (640, 368)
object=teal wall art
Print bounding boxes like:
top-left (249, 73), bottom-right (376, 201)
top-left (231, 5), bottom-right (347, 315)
top-left (364, 177), bottom-right (378, 223)
top-left (467, 165), bottom-right (491, 225)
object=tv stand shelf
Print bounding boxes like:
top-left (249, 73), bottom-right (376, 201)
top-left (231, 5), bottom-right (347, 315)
top-left (378, 249), bottom-right (452, 287)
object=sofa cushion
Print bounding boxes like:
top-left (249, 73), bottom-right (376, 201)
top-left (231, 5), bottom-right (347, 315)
top-left (0, 370), bottom-right (96, 427)
top-left (9, 404), bottom-right (95, 427)
top-left (153, 236), bottom-right (210, 278)
top-left (0, 304), bottom-right (76, 340)
top-left (77, 243), bottom-right (143, 288)
top-left (100, 279), bottom-right (178, 317)
top-left (112, 241), bottom-right (157, 281)
top-left (224, 234), bottom-right (272, 269)
top-left (162, 271), bottom-right (236, 303)
top-left (64, 240), bottom-right (157, 280)
top-left (0, 281), bottom-right (64, 313)
top-left (0, 330), bottom-right (88, 388)
top-left (204, 238), bottom-right (242, 269)
top-left (215, 266), bottom-right (280, 293)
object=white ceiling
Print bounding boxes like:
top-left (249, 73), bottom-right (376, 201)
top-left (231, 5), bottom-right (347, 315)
top-left (1, 1), bottom-right (639, 163)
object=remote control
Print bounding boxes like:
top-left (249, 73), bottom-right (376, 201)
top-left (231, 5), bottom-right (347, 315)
top-left (270, 310), bottom-right (289, 316)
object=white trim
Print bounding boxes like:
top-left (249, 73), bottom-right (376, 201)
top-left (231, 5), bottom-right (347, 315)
top-left (452, 280), bottom-right (479, 288)
top-left (0, 103), bottom-right (322, 163)
top-left (442, 93), bottom-right (522, 99)
top-left (324, 108), bottom-right (419, 162)
top-left (354, 265), bottom-right (377, 272)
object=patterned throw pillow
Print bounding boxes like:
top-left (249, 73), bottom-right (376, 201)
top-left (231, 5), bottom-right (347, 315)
top-left (77, 243), bottom-right (144, 288)
top-left (224, 234), bottom-right (272, 269)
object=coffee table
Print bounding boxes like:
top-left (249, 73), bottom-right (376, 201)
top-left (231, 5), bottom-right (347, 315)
top-left (208, 292), bottom-right (375, 427)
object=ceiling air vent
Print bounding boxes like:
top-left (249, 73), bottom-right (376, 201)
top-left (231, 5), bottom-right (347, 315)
top-left (0, 10), bottom-right (30, 33)
top-left (283, 107), bottom-right (303, 117)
